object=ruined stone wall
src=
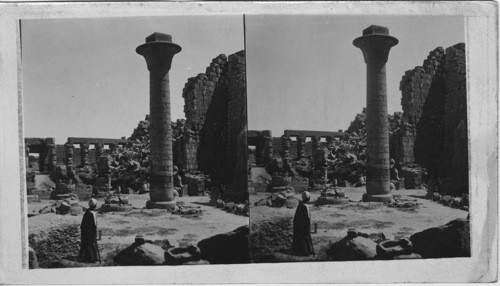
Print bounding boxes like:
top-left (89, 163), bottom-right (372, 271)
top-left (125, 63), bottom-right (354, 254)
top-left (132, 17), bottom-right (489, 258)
top-left (227, 51), bottom-right (247, 174)
top-left (398, 43), bottom-right (467, 194)
top-left (181, 51), bottom-right (247, 192)
top-left (443, 43), bottom-right (468, 195)
top-left (183, 54), bottom-right (229, 183)
top-left (399, 47), bottom-right (446, 170)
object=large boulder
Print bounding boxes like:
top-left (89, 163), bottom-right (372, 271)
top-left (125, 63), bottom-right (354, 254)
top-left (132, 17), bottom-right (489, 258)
top-left (113, 242), bottom-right (165, 266)
top-left (197, 225), bottom-right (250, 264)
top-left (325, 236), bottom-right (377, 261)
top-left (410, 218), bottom-right (470, 258)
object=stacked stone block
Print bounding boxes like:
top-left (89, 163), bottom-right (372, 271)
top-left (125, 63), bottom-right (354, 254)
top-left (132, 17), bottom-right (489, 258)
top-left (181, 51), bottom-right (247, 197)
top-left (398, 43), bottom-right (467, 195)
top-left (185, 174), bottom-right (208, 196)
top-left (182, 54), bottom-right (229, 184)
top-left (312, 147), bottom-right (329, 185)
top-left (389, 122), bottom-right (416, 164)
top-left (46, 138), bottom-right (57, 172)
top-left (63, 142), bottom-right (76, 183)
top-left (80, 143), bottom-right (89, 167)
top-left (401, 167), bottom-right (424, 189)
top-left (95, 156), bottom-right (112, 196)
top-left (263, 136), bottom-right (274, 165)
top-left (443, 43), bottom-right (468, 195)
top-left (227, 51), bottom-right (247, 177)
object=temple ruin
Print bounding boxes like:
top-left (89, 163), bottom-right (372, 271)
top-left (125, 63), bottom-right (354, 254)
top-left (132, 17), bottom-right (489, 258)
top-left (173, 50), bottom-right (247, 202)
top-left (393, 43), bottom-right (467, 195)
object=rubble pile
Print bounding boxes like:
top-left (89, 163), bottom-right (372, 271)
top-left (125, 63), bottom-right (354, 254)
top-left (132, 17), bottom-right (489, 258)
top-left (171, 202), bottom-right (203, 215)
top-left (67, 117), bottom-right (187, 194)
top-left (37, 196), bottom-right (83, 216)
top-left (215, 199), bottom-right (250, 216)
top-left (50, 181), bottom-right (77, 201)
top-left (325, 217), bottom-right (469, 261)
top-left (315, 187), bottom-right (349, 205)
top-left (254, 188), bottom-right (297, 209)
top-left (100, 193), bottom-right (133, 213)
top-left (431, 192), bottom-right (469, 211)
top-left (385, 198), bottom-right (419, 208)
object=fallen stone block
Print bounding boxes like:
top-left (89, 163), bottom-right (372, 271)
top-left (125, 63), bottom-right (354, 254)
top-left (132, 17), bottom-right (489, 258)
top-left (113, 242), bottom-right (165, 266)
top-left (326, 235), bottom-right (377, 261)
top-left (410, 218), bottom-right (470, 258)
top-left (197, 225), bottom-right (250, 264)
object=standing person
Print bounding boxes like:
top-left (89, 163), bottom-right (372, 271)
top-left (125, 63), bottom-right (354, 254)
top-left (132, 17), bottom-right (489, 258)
top-left (79, 199), bottom-right (99, 263)
top-left (292, 191), bottom-right (314, 256)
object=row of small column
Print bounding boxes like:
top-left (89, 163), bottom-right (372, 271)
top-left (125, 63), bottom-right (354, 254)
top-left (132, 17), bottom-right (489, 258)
top-left (261, 135), bottom-right (337, 164)
top-left (63, 142), bottom-right (118, 169)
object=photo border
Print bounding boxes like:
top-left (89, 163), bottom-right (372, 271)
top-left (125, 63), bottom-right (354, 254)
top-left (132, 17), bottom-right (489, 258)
top-left (0, 1), bottom-right (497, 284)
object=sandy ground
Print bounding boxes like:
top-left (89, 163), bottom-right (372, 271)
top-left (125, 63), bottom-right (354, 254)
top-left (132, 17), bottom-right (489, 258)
top-left (249, 183), bottom-right (468, 260)
top-left (28, 193), bottom-right (248, 264)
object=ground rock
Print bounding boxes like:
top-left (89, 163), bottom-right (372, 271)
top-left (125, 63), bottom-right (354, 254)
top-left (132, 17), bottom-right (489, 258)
top-left (410, 218), bottom-right (470, 258)
top-left (197, 225), bottom-right (250, 264)
top-left (113, 242), bottom-right (165, 266)
top-left (325, 236), bottom-right (377, 261)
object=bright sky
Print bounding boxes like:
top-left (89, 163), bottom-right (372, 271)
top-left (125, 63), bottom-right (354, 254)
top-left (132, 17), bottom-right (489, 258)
top-left (22, 16), bottom-right (243, 144)
top-left (246, 15), bottom-right (464, 137)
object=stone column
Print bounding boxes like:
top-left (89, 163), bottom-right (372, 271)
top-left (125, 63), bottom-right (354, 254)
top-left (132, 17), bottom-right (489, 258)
top-left (95, 143), bottom-right (103, 159)
top-left (64, 142), bottom-right (73, 167)
top-left (326, 137), bottom-right (334, 152)
top-left (64, 142), bottom-right (75, 181)
top-left (264, 136), bottom-right (274, 165)
top-left (280, 135), bottom-right (290, 160)
top-left (354, 25), bottom-right (398, 202)
top-left (80, 143), bottom-right (89, 167)
top-left (296, 136), bottom-right (306, 159)
top-left (280, 135), bottom-right (291, 173)
top-left (311, 136), bottom-right (319, 156)
top-left (45, 138), bottom-right (57, 172)
top-left (137, 32), bottom-right (181, 209)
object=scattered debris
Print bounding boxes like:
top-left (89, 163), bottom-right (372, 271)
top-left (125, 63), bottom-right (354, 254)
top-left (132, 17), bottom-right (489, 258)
top-left (386, 198), bottom-right (419, 208)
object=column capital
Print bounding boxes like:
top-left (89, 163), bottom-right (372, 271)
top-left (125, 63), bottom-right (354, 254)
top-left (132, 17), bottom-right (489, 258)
top-left (136, 32), bottom-right (182, 71)
top-left (353, 25), bottom-right (398, 64)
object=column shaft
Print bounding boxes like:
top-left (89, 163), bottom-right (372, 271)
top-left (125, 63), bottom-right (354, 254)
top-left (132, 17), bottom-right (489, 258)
top-left (149, 69), bottom-right (174, 202)
top-left (365, 61), bottom-right (390, 194)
